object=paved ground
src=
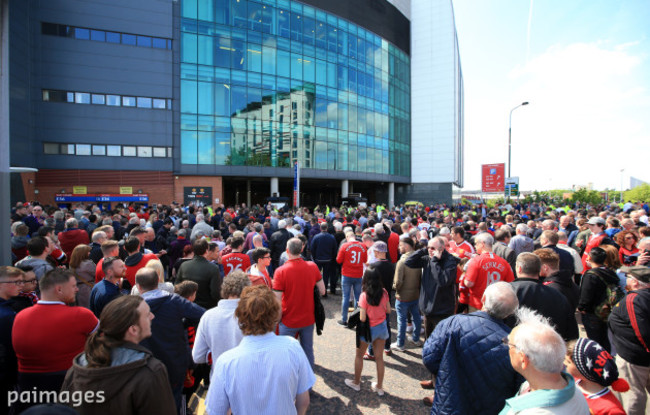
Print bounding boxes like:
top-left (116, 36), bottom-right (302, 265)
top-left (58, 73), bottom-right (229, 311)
top-left (309, 293), bottom-right (432, 415)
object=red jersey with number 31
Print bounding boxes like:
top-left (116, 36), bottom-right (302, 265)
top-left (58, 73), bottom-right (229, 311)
top-left (464, 252), bottom-right (514, 309)
top-left (336, 241), bottom-right (367, 278)
top-left (221, 253), bottom-right (251, 277)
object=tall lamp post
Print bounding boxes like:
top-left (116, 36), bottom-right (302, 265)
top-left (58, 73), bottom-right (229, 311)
top-left (507, 101), bottom-right (529, 199)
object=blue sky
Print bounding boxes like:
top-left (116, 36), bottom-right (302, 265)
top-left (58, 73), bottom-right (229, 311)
top-left (452, 0), bottom-right (650, 192)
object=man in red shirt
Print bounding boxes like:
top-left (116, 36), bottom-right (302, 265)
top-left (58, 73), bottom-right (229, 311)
top-left (221, 236), bottom-right (251, 276)
top-left (463, 233), bottom-right (514, 311)
top-left (124, 236), bottom-right (158, 287)
top-left (580, 217), bottom-right (616, 271)
top-left (12, 269), bottom-right (98, 412)
top-left (273, 238), bottom-right (325, 368)
top-left (448, 227), bottom-right (475, 260)
top-left (95, 240), bottom-right (120, 283)
top-left (336, 231), bottom-right (368, 326)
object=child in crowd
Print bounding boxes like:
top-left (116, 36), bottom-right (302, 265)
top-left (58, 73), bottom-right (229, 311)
top-left (565, 338), bottom-right (629, 415)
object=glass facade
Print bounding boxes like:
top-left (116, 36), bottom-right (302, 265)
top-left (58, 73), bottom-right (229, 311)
top-left (180, 0), bottom-right (410, 176)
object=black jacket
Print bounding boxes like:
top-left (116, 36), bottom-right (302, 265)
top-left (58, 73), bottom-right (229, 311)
top-left (578, 267), bottom-right (620, 313)
top-left (542, 271), bottom-right (580, 311)
top-left (609, 288), bottom-right (650, 366)
top-left (269, 228), bottom-right (291, 269)
top-left (511, 278), bottom-right (579, 340)
top-left (546, 244), bottom-right (575, 281)
top-left (405, 248), bottom-right (458, 317)
top-left (89, 242), bottom-right (103, 264)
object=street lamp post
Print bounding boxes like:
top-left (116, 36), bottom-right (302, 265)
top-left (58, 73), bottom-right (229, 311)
top-left (507, 101), bottom-right (529, 199)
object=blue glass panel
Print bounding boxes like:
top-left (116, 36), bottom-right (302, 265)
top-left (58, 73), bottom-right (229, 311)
top-left (182, 0), bottom-right (198, 18)
top-left (277, 36), bottom-right (290, 51)
top-left (90, 30), bottom-right (105, 42)
top-left (314, 141), bottom-right (327, 169)
top-left (181, 130), bottom-right (198, 164)
top-left (231, 39), bottom-right (245, 69)
top-left (315, 98), bottom-right (327, 127)
top-left (302, 17), bottom-right (314, 46)
top-left (214, 83), bottom-right (231, 116)
top-left (315, 21), bottom-right (326, 50)
top-left (357, 146), bottom-right (366, 172)
top-left (215, 131), bottom-right (230, 164)
top-left (247, 43), bottom-right (262, 72)
top-left (337, 65), bottom-right (347, 90)
top-left (181, 80), bottom-right (198, 113)
top-left (248, 30), bottom-right (262, 44)
top-left (137, 35), bottom-right (152, 47)
top-left (75, 28), bottom-right (90, 40)
top-left (302, 43), bottom-right (314, 57)
top-left (338, 103), bottom-right (348, 130)
top-left (277, 49), bottom-right (290, 78)
top-left (327, 101), bottom-right (337, 129)
top-left (106, 31), bottom-right (120, 43)
top-left (214, 67), bottom-right (230, 83)
top-left (215, 0), bottom-right (229, 24)
top-left (261, 4), bottom-right (275, 34)
top-left (303, 58), bottom-right (314, 83)
top-left (198, 132), bottom-right (214, 164)
top-left (262, 45), bottom-right (276, 74)
top-left (181, 33), bottom-right (198, 63)
top-left (198, 35), bottom-right (214, 65)
top-left (231, 85), bottom-right (247, 114)
top-left (231, 0), bottom-right (247, 28)
top-left (277, 76), bottom-right (290, 92)
top-left (248, 1), bottom-right (263, 31)
top-left (152, 37), bottom-right (167, 49)
top-left (198, 0), bottom-right (215, 22)
top-left (197, 82), bottom-right (214, 114)
top-left (326, 62), bottom-right (336, 88)
top-left (327, 25), bottom-right (337, 53)
top-left (290, 53), bottom-right (302, 80)
top-left (348, 104), bottom-right (357, 132)
top-left (315, 59), bottom-right (326, 86)
top-left (248, 71), bottom-right (262, 88)
top-left (277, 8), bottom-right (290, 38)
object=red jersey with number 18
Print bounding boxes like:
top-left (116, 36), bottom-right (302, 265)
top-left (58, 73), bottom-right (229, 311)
top-left (221, 252), bottom-right (251, 276)
top-left (464, 252), bottom-right (514, 310)
top-left (336, 241), bottom-right (367, 278)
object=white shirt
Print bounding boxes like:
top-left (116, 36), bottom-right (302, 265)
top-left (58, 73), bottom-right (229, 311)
top-left (206, 332), bottom-right (315, 415)
top-left (192, 299), bottom-right (243, 377)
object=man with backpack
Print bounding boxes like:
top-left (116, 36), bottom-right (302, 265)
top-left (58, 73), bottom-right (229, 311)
top-left (609, 265), bottom-right (650, 415)
top-left (578, 247), bottom-right (625, 353)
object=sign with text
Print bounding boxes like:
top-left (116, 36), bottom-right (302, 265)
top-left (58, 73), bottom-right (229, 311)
top-left (55, 194), bottom-right (149, 203)
top-left (481, 163), bottom-right (505, 193)
top-left (72, 186), bottom-right (87, 194)
top-left (184, 187), bottom-right (212, 206)
top-left (293, 161), bottom-right (300, 208)
top-left (505, 177), bottom-right (520, 197)
top-left (119, 186), bottom-right (133, 194)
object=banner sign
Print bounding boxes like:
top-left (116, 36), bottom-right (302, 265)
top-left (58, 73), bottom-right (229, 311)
top-left (505, 177), bottom-right (520, 197)
top-left (482, 163), bottom-right (505, 193)
top-left (55, 194), bottom-right (149, 203)
top-left (293, 161), bottom-right (300, 208)
top-left (184, 187), bottom-right (213, 206)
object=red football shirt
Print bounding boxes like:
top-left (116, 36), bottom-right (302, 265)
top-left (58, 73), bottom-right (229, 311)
top-left (95, 258), bottom-right (105, 283)
top-left (222, 252), bottom-right (251, 276)
top-left (336, 241), bottom-right (368, 278)
top-left (125, 253), bottom-right (158, 287)
top-left (272, 258), bottom-right (322, 328)
top-left (464, 252), bottom-right (514, 309)
top-left (449, 240), bottom-right (475, 260)
top-left (12, 303), bottom-right (98, 373)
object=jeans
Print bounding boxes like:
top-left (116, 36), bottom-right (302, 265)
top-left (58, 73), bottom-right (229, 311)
top-left (396, 299), bottom-right (422, 347)
top-left (368, 314), bottom-right (391, 355)
top-left (582, 312), bottom-right (611, 352)
top-left (341, 276), bottom-right (362, 322)
top-left (279, 322), bottom-right (315, 368)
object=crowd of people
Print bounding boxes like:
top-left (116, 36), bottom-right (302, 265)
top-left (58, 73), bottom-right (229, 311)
top-left (1, 198), bottom-right (649, 414)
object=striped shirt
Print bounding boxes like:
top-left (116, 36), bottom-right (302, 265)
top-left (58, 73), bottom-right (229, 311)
top-left (206, 332), bottom-right (315, 415)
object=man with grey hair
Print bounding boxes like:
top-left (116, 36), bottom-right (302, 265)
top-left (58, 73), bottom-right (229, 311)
top-left (89, 230), bottom-right (107, 264)
top-left (509, 223), bottom-right (534, 257)
top-left (273, 238), bottom-right (326, 368)
top-left (190, 214), bottom-right (214, 243)
top-left (501, 308), bottom-right (589, 414)
top-left (58, 217), bottom-right (90, 260)
top-left (422, 282), bottom-right (522, 411)
top-left (269, 219), bottom-right (292, 272)
top-left (509, 252), bottom-right (578, 341)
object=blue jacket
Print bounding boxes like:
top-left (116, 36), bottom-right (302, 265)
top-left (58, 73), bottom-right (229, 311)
top-left (140, 291), bottom-right (205, 394)
top-left (310, 231), bottom-right (338, 262)
top-left (422, 311), bottom-right (523, 415)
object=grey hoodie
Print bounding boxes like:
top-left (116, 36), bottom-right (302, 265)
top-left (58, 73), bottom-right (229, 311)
top-left (15, 257), bottom-right (53, 280)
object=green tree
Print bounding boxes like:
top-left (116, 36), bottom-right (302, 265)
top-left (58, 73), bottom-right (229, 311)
top-left (624, 183), bottom-right (650, 203)
top-left (570, 188), bottom-right (603, 205)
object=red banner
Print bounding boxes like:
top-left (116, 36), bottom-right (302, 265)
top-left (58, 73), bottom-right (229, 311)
top-left (482, 163), bottom-right (505, 193)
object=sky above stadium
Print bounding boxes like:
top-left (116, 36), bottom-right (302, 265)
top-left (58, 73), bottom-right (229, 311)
top-left (452, 0), bottom-right (650, 192)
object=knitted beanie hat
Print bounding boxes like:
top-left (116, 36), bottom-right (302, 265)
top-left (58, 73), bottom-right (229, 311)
top-left (572, 338), bottom-right (629, 392)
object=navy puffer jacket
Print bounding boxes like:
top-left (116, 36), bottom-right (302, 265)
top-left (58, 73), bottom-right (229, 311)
top-left (422, 311), bottom-right (523, 415)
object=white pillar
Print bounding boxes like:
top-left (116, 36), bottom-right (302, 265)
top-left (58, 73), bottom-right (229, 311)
top-left (270, 177), bottom-right (279, 196)
top-left (246, 180), bottom-right (251, 207)
top-left (341, 180), bottom-right (349, 198)
top-left (388, 182), bottom-right (395, 208)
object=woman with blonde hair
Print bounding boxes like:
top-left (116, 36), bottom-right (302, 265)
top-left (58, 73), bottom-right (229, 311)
top-left (69, 244), bottom-right (96, 308)
top-left (131, 259), bottom-right (174, 295)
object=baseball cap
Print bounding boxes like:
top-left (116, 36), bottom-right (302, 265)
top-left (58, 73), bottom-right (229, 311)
top-left (587, 217), bottom-right (606, 226)
top-left (372, 241), bottom-right (388, 253)
top-left (620, 266), bottom-right (650, 283)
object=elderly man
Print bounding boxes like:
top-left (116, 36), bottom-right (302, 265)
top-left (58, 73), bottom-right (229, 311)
top-left (500, 309), bottom-right (589, 414)
top-left (58, 218), bottom-right (90, 260)
top-left (609, 266), bottom-right (650, 415)
top-left (207, 285), bottom-right (315, 415)
top-left (423, 282), bottom-right (522, 412)
top-left (508, 224), bottom-right (534, 257)
top-left (190, 214), bottom-right (214, 243)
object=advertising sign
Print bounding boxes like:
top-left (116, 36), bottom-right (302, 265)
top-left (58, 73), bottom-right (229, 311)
top-left (505, 177), bottom-right (520, 197)
top-left (481, 163), bottom-right (505, 193)
top-left (184, 187), bottom-right (212, 206)
top-left (293, 161), bottom-right (300, 208)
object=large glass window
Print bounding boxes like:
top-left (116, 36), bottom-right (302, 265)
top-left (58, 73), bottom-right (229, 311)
top-left (180, 0), bottom-right (410, 176)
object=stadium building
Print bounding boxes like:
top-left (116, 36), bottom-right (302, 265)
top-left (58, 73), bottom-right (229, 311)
top-left (2, 0), bottom-right (463, 207)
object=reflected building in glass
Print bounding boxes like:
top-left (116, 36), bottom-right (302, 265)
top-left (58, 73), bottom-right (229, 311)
top-left (6, 0), bottom-right (462, 206)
